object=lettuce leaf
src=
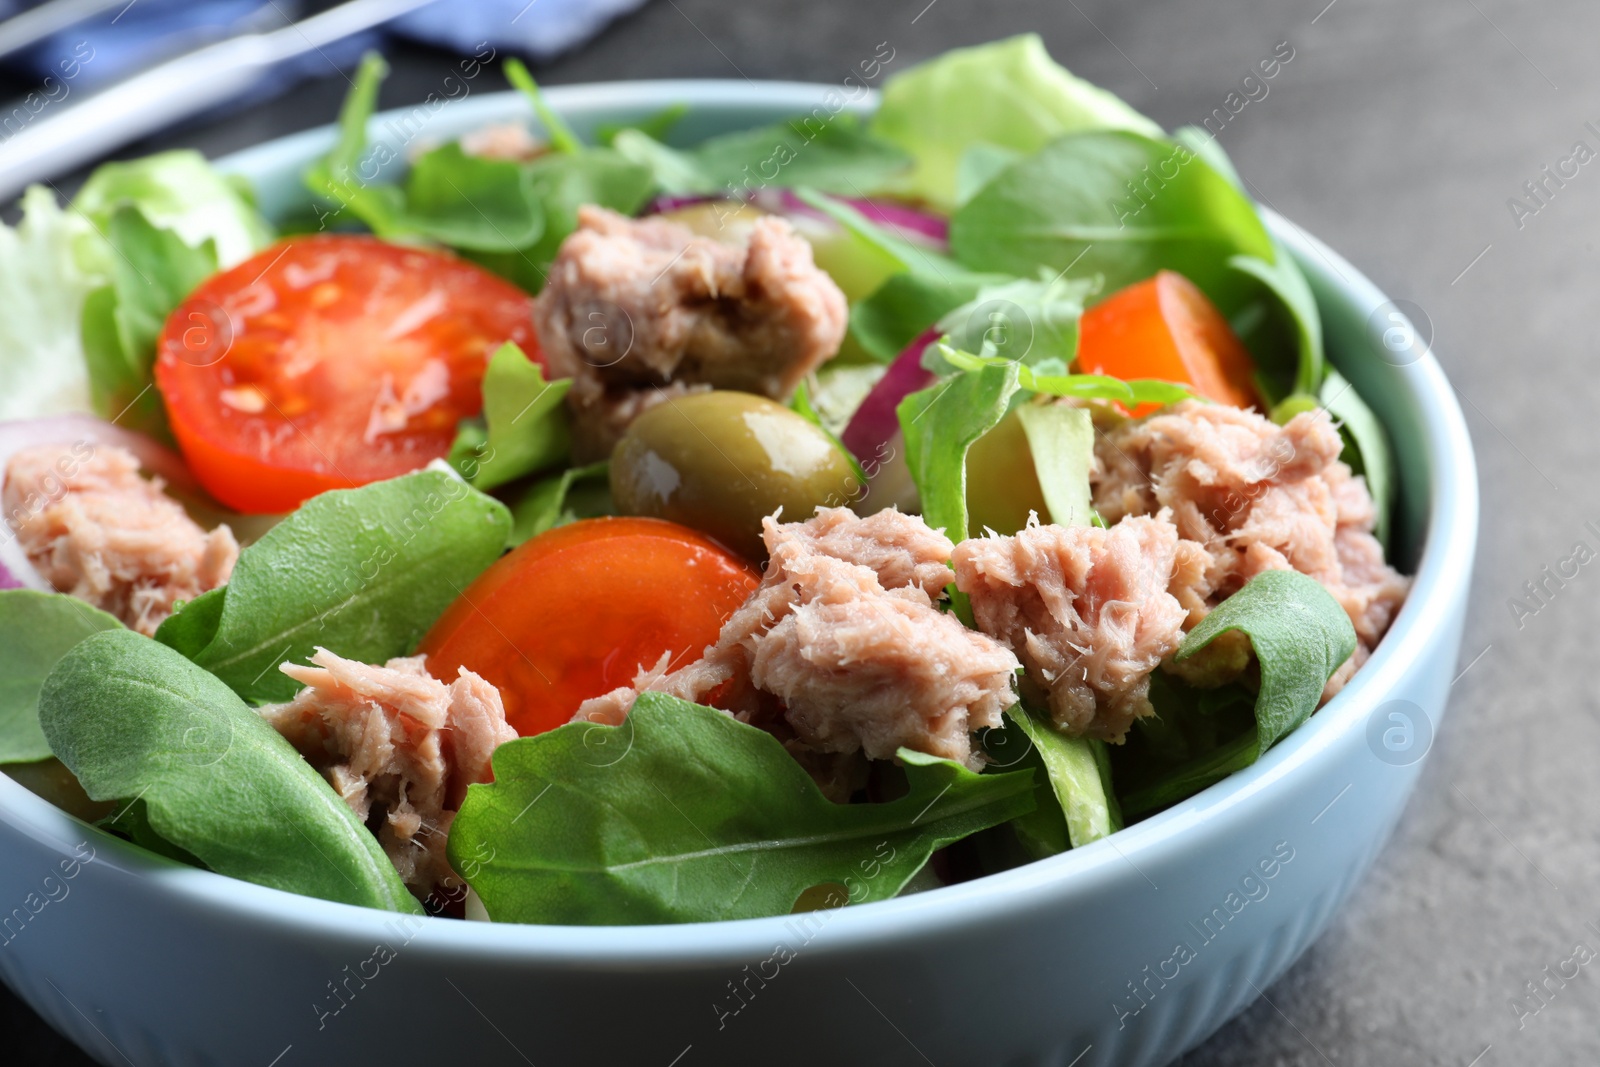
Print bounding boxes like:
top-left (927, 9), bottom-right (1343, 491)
top-left (40, 629), bottom-right (420, 912)
top-left (80, 206), bottom-right (219, 439)
top-left (1016, 402), bottom-right (1095, 527)
top-left (0, 187), bottom-right (105, 420)
top-left (0, 591), bottom-right (122, 764)
top-left (72, 149), bottom-right (273, 269)
top-left (1321, 370), bottom-right (1395, 546)
top-left (870, 34), bottom-right (1162, 210)
top-left (448, 693), bottom-right (1035, 924)
top-left (155, 471), bottom-right (511, 705)
top-left (897, 361), bottom-right (1023, 540)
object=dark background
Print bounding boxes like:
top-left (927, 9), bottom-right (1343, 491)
top-left (3, 0), bottom-right (1592, 1063)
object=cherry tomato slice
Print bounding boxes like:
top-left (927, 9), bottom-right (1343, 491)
top-left (1076, 269), bottom-right (1263, 416)
top-left (418, 517), bottom-right (760, 737)
top-left (155, 235), bottom-right (539, 513)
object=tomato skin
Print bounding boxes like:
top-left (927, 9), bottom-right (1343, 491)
top-left (419, 517), bottom-right (759, 737)
top-left (1076, 270), bottom-right (1262, 416)
top-left (155, 235), bottom-right (540, 513)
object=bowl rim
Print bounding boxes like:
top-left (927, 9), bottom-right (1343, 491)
top-left (0, 79), bottom-right (1479, 965)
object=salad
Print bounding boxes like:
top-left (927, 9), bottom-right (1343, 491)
top-left (0, 37), bottom-right (1408, 926)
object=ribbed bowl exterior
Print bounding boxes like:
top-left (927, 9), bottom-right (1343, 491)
top-left (0, 82), bottom-right (1477, 1067)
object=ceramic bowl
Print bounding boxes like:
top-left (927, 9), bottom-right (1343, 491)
top-left (0, 81), bottom-right (1477, 1067)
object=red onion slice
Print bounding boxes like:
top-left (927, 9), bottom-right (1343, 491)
top-left (841, 329), bottom-right (940, 465)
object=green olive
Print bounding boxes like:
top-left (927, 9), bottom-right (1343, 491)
top-left (965, 408), bottom-right (1049, 538)
top-left (655, 201), bottom-right (767, 244)
top-left (611, 391), bottom-right (863, 559)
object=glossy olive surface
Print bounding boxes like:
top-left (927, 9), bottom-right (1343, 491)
top-left (610, 391), bottom-right (862, 559)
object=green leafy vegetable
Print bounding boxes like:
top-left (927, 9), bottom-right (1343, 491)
top-left (1016, 402), bottom-right (1095, 527)
top-left (870, 34), bottom-right (1162, 210)
top-left (0, 592), bottom-right (122, 764)
top-left (155, 471), bottom-right (511, 704)
top-left (73, 149), bottom-right (273, 268)
top-left (1120, 729), bottom-right (1259, 818)
top-left (80, 206), bottom-right (219, 439)
top-left (1321, 370), bottom-right (1395, 546)
top-left (850, 271), bottom-right (994, 362)
top-left (951, 131), bottom-right (1275, 319)
top-left (595, 103), bottom-right (688, 147)
top-left (402, 144), bottom-right (544, 252)
top-left (1230, 240), bottom-right (1323, 394)
top-left (447, 342), bottom-right (571, 490)
top-left (1175, 569), bottom-right (1357, 753)
top-left (303, 53), bottom-right (408, 236)
top-left (507, 461), bottom-right (610, 546)
top-left (935, 272), bottom-right (1097, 369)
top-left (615, 115), bottom-right (910, 197)
top-left (935, 344), bottom-right (1195, 408)
top-left (1004, 704), bottom-right (1120, 848)
top-left (955, 142), bottom-right (1022, 206)
top-left (0, 187), bottom-right (106, 420)
top-left (503, 58), bottom-right (582, 155)
top-left (40, 630), bottom-right (419, 912)
top-left (897, 361), bottom-right (1023, 539)
top-left (448, 694), bottom-right (1034, 924)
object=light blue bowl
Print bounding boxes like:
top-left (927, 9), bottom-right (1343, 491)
top-left (0, 82), bottom-right (1477, 1067)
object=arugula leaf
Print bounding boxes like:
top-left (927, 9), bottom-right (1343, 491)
top-left (1120, 729), bottom-right (1259, 818)
top-left (1321, 370), bottom-right (1395, 546)
top-left (935, 344), bottom-right (1195, 408)
top-left (154, 471), bottom-right (511, 704)
top-left (447, 342), bottom-right (571, 490)
top-left (616, 115), bottom-right (910, 197)
top-left (935, 272), bottom-right (1097, 369)
top-left (1175, 569), bottom-right (1356, 753)
top-left (303, 53), bottom-right (407, 236)
top-left (897, 361), bottom-right (1023, 539)
top-left (1230, 241), bottom-right (1324, 395)
top-left (73, 149), bottom-right (273, 269)
top-left (596, 103), bottom-right (688, 147)
top-left (0, 186), bottom-right (106, 420)
top-left (0, 592), bottom-right (122, 764)
top-left (955, 142), bottom-right (1022, 206)
top-left (1004, 704), bottom-right (1120, 848)
top-left (507, 461), bottom-right (610, 546)
top-left (503, 58), bottom-right (582, 155)
top-left (402, 144), bottom-right (544, 252)
top-left (448, 694), bottom-right (1035, 924)
top-left (80, 206), bottom-right (219, 440)
top-left (950, 131), bottom-right (1275, 318)
top-left (850, 271), bottom-right (994, 362)
top-left (40, 630), bottom-right (420, 912)
top-left (1016, 402), bottom-right (1095, 527)
top-left (466, 149), bottom-right (654, 292)
top-left (870, 33), bottom-right (1162, 210)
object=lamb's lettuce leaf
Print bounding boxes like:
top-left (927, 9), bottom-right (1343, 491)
top-left (870, 34), bottom-right (1162, 210)
top-left (1175, 569), bottom-right (1357, 753)
top-left (0, 187), bottom-right (105, 420)
top-left (897, 361), bottom-right (1023, 540)
top-left (614, 115), bottom-right (910, 197)
top-left (72, 149), bottom-right (273, 269)
top-left (447, 342), bottom-right (571, 490)
top-left (951, 131), bottom-right (1275, 318)
top-left (1002, 704), bottom-right (1120, 849)
top-left (402, 144), bottom-right (545, 252)
top-left (0, 592), bottom-right (122, 764)
top-left (155, 471), bottom-right (511, 705)
top-left (40, 630), bottom-right (420, 913)
top-left (1016, 402), bottom-right (1095, 528)
top-left (1321, 370), bottom-right (1395, 546)
top-left (449, 694), bottom-right (1035, 924)
top-left (80, 206), bottom-right (219, 440)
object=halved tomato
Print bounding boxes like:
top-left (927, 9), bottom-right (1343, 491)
top-left (154, 235), bottom-right (539, 513)
top-left (418, 517), bottom-right (760, 737)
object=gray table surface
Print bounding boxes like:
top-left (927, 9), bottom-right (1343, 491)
top-left (1, 0), bottom-right (1580, 1063)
